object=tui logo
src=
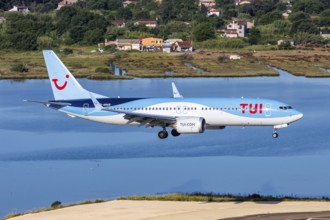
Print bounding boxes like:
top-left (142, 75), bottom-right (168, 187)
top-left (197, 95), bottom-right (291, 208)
top-left (52, 74), bottom-right (69, 90)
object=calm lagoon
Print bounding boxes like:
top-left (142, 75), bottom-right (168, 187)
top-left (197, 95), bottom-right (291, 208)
top-left (1, 70), bottom-right (330, 217)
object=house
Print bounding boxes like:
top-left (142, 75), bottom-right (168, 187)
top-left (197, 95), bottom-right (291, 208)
top-left (226, 20), bottom-right (247, 37)
top-left (57, 0), bottom-right (77, 9)
top-left (8, 5), bottom-right (29, 13)
top-left (162, 44), bottom-right (172, 53)
top-left (277, 39), bottom-right (294, 46)
top-left (321, 34), bottom-right (330, 39)
top-left (135, 19), bottom-right (158, 28)
top-left (247, 20), bottom-right (254, 29)
top-left (199, 0), bottom-right (216, 10)
top-left (235, 0), bottom-right (251, 5)
top-left (174, 41), bottom-right (193, 52)
top-left (282, 12), bottom-right (289, 19)
top-left (164, 39), bottom-right (183, 44)
top-left (111, 20), bottom-right (126, 28)
top-left (101, 39), bottom-right (140, 51)
top-left (223, 30), bottom-right (238, 38)
top-left (140, 37), bottom-right (163, 51)
top-left (229, 55), bottom-right (241, 60)
top-left (117, 39), bottom-right (140, 51)
top-left (207, 9), bottom-right (220, 17)
top-left (0, 17), bottom-right (6, 24)
top-left (123, 0), bottom-right (138, 7)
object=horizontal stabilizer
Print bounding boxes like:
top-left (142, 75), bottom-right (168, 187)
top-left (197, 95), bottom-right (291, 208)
top-left (24, 100), bottom-right (72, 106)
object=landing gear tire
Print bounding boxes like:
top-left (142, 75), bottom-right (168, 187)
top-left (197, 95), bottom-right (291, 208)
top-left (272, 133), bottom-right (279, 138)
top-left (171, 129), bottom-right (181, 137)
top-left (158, 130), bottom-right (168, 139)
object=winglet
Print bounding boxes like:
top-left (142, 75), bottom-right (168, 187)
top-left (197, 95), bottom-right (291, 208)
top-left (172, 82), bottom-right (183, 98)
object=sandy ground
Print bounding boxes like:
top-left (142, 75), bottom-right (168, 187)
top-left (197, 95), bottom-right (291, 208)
top-left (10, 200), bottom-right (330, 220)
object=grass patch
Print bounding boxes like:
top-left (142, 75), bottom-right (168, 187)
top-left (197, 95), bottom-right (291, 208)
top-left (118, 193), bottom-right (330, 203)
top-left (0, 49), bottom-right (329, 80)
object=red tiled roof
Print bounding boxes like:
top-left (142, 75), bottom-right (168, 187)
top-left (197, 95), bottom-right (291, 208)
top-left (177, 41), bottom-right (192, 48)
top-left (16, 5), bottom-right (29, 9)
top-left (225, 30), bottom-right (238, 34)
top-left (235, 20), bottom-right (245, 25)
top-left (111, 20), bottom-right (125, 25)
top-left (137, 19), bottom-right (157, 24)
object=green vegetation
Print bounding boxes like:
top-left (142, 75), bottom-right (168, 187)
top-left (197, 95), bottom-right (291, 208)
top-left (0, 0), bottom-right (329, 79)
top-left (0, 49), bottom-right (330, 80)
top-left (0, 0), bottom-right (329, 50)
top-left (118, 193), bottom-right (330, 202)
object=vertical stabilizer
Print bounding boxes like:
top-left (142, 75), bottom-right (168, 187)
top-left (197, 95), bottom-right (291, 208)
top-left (172, 82), bottom-right (183, 98)
top-left (43, 50), bottom-right (106, 100)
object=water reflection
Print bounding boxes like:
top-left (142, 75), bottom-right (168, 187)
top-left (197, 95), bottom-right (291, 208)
top-left (109, 63), bottom-right (126, 76)
top-left (1, 73), bottom-right (330, 217)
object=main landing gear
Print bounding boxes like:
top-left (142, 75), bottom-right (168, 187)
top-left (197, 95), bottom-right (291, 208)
top-left (158, 128), bottom-right (181, 139)
top-left (158, 130), bottom-right (168, 139)
top-left (272, 128), bottom-right (279, 139)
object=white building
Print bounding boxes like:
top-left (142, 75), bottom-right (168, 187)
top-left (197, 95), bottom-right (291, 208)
top-left (8, 6), bottom-right (29, 13)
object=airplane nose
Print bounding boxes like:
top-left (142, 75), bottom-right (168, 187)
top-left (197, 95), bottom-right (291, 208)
top-left (292, 113), bottom-right (303, 121)
top-left (297, 113), bottom-right (303, 120)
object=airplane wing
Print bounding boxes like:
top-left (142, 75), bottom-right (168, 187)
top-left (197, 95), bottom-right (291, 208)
top-left (103, 108), bottom-right (176, 127)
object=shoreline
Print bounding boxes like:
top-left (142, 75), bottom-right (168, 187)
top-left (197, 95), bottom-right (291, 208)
top-left (5, 200), bottom-right (330, 220)
top-left (0, 49), bottom-right (330, 80)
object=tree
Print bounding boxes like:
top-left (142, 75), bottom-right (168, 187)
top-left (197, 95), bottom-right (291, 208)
top-left (248, 27), bottom-right (261, 45)
top-left (273, 20), bottom-right (291, 36)
top-left (83, 28), bottom-right (104, 44)
top-left (116, 7), bottom-right (133, 20)
top-left (288, 11), bottom-right (310, 23)
top-left (37, 36), bottom-right (57, 49)
top-left (258, 11), bottom-right (283, 25)
top-left (56, 7), bottom-right (78, 35)
top-left (319, 9), bottom-right (330, 26)
top-left (192, 22), bottom-right (216, 42)
top-left (292, 0), bottom-right (324, 15)
top-left (108, 0), bottom-right (123, 10)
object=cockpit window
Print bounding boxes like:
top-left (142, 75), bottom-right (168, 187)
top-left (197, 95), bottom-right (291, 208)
top-left (279, 106), bottom-right (292, 110)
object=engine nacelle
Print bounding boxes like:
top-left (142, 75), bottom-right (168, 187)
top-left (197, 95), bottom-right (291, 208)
top-left (174, 117), bottom-right (206, 134)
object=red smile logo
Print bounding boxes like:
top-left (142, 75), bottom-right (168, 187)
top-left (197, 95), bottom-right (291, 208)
top-left (52, 74), bottom-right (69, 90)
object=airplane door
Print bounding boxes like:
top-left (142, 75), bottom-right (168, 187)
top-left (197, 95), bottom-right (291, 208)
top-left (83, 103), bottom-right (89, 116)
top-left (265, 103), bottom-right (271, 117)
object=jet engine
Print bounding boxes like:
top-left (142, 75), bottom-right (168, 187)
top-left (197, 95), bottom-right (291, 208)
top-left (174, 117), bottom-right (206, 134)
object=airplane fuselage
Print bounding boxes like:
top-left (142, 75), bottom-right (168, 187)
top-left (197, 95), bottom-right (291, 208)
top-left (51, 97), bottom-right (303, 128)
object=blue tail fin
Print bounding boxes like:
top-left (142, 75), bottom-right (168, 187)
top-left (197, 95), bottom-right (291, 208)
top-left (43, 50), bottom-right (106, 100)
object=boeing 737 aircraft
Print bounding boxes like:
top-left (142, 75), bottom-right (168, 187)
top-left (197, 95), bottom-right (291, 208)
top-left (28, 50), bottom-right (303, 139)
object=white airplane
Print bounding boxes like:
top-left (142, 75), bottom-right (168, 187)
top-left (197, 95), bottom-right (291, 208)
top-left (28, 50), bottom-right (303, 139)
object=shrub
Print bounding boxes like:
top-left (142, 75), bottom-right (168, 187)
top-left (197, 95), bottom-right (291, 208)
top-left (217, 55), bottom-right (228, 62)
top-left (10, 63), bottom-right (29, 73)
top-left (50, 201), bottom-right (61, 209)
top-left (62, 48), bottom-right (73, 55)
top-left (95, 67), bottom-right (111, 73)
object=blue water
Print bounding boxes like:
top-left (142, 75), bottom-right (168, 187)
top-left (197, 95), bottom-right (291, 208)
top-left (1, 70), bottom-right (330, 218)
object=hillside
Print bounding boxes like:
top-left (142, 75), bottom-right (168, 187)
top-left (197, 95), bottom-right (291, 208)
top-left (0, 0), bottom-right (329, 51)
